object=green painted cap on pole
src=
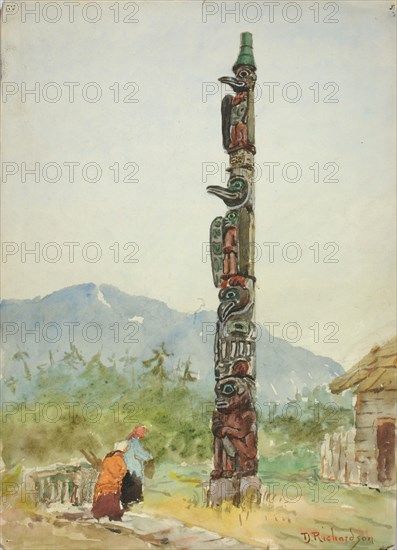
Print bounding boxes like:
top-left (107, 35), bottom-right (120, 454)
top-left (233, 32), bottom-right (256, 71)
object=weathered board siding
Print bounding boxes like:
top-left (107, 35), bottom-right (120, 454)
top-left (355, 391), bottom-right (396, 454)
top-left (321, 427), bottom-right (359, 484)
top-left (322, 391), bottom-right (396, 487)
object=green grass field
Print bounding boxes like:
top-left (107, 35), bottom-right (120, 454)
top-left (143, 454), bottom-right (395, 550)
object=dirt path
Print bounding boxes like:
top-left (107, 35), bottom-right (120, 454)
top-left (1, 508), bottom-right (148, 550)
top-left (1, 505), bottom-right (266, 550)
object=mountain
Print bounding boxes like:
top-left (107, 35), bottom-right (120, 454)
top-left (0, 283), bottom-right (344, 402)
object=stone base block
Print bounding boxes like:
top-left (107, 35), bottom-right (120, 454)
top-left (205, 476), bottom-right (261, 507)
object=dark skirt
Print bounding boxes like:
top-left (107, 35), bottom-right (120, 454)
top-left (121, 471), bottom-right (143, 505)
top-left (92, 492), bottom-right (124, 521)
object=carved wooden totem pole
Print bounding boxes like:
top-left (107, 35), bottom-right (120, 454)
top-left (207, 33), bottom-right (260, 506)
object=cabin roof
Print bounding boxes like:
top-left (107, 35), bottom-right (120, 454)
top-left (329, 335), bottom-right (397, 394)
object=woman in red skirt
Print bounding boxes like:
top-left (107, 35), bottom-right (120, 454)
top-left (92, 440), bottom-right (128, 521)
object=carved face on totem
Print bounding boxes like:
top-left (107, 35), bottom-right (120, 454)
top-left (206, 177), bottom-right (249, 210)
top-left (234, 65), bottom-right (257, 90)
top-left (229, 178), bottom-right (245, 192)
top-left (214, 376), bottom-right (255, 412)
top-left (223, 210), bottom-right (239, 228)
top-left (219, 65), bottom-right (256, 93)
top-left (217, 286), bottom-right (250, 322)
top-left (215, 359), bottom-right (250, 380)
top-left (226, 319), bottom-right (253, 336)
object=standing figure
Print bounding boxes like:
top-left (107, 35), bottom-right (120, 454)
top-left (222, 211), bottom-right (239, 279)
top-left (219, 61), bottom-right (256, 154)
top-left (121, 425), bottom-right (153, 508)
top-left (211, 377), bottom-right (257, 479)
top-left (230, 93), bottom-right (248, 149)
top-left (92, 440), bottom-right (128, 522)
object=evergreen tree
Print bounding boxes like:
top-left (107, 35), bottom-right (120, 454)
top-left (120, 349), bottom-right (137, 387)
top-left (177, 357), bottom-right (198, 389)
top-left (12, 350), bottom-right (31, 382)
top-left (142, 342), bottom-right (173, 393)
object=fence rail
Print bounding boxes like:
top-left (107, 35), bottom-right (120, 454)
top-left (28, 463), bottom-right (97, 505)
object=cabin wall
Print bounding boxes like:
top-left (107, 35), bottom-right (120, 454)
top-left (322, 390), bottom-right (396, 487)
top-left (355, 391), bottom-right (396, 456)
top-left (354, 390), bottom-right (396, 486)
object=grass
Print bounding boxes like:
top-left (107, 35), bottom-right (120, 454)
top-left (142, 453), bottom-right (396, 550)
top-left (2, 448), bottom-right (395, 549)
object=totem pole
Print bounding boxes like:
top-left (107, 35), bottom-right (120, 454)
top-left (207, 33), bottom-right (260, 506)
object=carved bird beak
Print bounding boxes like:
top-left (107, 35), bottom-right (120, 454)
top-left (218, 76), bottom-right (245, 89)
top-left (217, 300), bottom-right (236, 322)
top-left (206, 185), bottom-right (240, 201)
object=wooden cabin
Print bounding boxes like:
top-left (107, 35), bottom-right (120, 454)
top-left (326, 336), bottom-right (396, 487)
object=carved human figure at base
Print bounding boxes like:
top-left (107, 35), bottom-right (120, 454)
top-left (211, 377), bottom-right (257, 479)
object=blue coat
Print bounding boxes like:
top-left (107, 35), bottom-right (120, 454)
top-left (123, 438), bottom-right (152, 478)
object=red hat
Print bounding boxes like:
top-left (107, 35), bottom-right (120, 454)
top-left (127, 425), bottom-right (147, 440)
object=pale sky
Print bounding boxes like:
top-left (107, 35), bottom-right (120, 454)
top-left (1, 1), bottom-right (396, 367)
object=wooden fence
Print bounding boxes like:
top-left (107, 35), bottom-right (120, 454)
top-left (321, 427), bottom-right (359, 484)
top-left (27, 463), bottom-right (97, 505)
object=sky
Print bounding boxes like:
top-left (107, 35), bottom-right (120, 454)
top-left (1, 0), bottom-right (396, 368)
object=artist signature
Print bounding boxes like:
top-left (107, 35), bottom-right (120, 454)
top-left (300, 528), bottom-right (374, 549)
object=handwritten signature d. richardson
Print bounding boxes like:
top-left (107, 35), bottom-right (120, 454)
top-left (300, 528), bottom-right (374, 549)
